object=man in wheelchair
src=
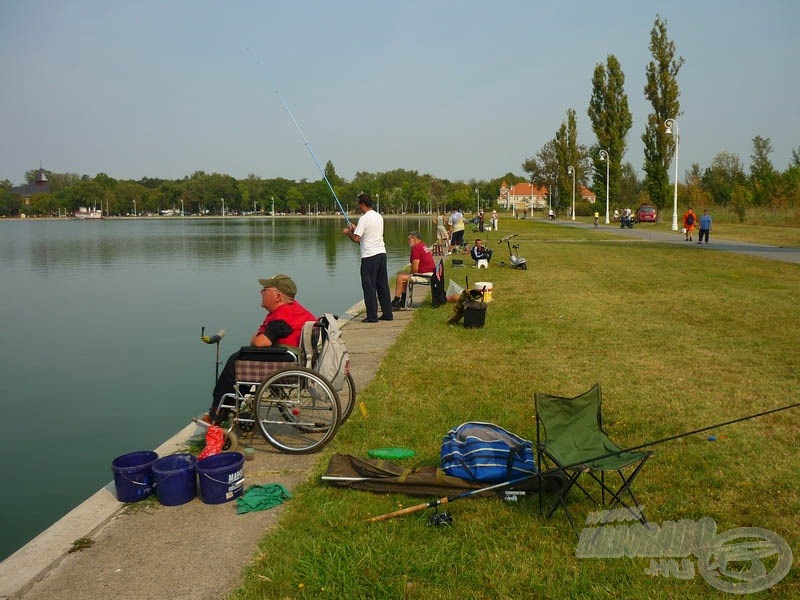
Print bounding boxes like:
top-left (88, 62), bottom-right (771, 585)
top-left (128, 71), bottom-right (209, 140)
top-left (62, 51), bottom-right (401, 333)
top-left (205, 274), bottom-right (316, 424)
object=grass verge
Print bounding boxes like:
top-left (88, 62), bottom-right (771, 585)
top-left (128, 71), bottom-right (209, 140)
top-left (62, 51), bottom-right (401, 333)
top-left (230, 220), bottom-right (800, 599)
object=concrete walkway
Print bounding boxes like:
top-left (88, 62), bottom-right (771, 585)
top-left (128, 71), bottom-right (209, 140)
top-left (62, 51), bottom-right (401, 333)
top-left (0, 304), bottom-right (415, 600)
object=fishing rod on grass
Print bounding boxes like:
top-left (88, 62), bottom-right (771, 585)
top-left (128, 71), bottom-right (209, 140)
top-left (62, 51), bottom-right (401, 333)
top-left (365, 400), bottom-right (800, 523)
top-left (246, 47), bottom-right (351, 226)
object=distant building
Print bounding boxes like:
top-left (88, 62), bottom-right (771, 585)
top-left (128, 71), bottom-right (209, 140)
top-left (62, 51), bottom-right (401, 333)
top-left (11, 167), bottom-right (50, 205)
top-left (497, 181), bottom-right (549, 214)
top-left (497, 180), bottom-right (598, 213)
top-left (579, 186), bottom-right (597, 203)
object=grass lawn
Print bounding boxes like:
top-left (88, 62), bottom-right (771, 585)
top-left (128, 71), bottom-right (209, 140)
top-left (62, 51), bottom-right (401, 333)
top-left (230, 219), bottom-right (800, 599)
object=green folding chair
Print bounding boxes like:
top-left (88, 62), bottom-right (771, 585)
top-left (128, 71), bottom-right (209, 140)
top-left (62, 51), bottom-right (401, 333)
top-left (534, 383), bottom-right (652, 535)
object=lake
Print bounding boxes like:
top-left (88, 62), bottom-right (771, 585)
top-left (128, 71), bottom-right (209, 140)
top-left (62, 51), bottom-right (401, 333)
top-left (0, 215), bottom-right (435, 561)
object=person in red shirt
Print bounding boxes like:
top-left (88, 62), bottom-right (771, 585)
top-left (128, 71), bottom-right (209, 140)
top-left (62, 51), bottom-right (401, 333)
top-left (683, 207), bottom-right (697, 242)
top-left (391, 231), bottom-right (436, 309)
top-left (205, 274), bottom-right (316, 423)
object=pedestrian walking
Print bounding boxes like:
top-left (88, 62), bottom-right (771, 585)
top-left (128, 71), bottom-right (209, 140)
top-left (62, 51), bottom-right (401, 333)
top-left (698, 209), bottom-right (712, 244)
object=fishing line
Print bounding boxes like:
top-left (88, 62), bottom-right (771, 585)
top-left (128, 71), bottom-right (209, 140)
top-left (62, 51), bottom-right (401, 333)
top-left (246, 47), bottom-right (351, 226)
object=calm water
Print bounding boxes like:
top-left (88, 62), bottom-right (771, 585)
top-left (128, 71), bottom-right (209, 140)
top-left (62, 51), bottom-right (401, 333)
top-left (0, 215), bottom-right (434, 561)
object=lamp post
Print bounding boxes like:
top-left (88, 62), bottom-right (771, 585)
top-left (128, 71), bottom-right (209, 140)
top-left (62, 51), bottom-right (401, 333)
top-left (180, 198), bottom-right (184, 217)
top-left (475, 188), bottom-right (479, 214)
top-left (665, 118), bottom-right (680, 231)
top-left (567, 166), bottom-right (575, 221)
top-left (598, 150), bottom-right (610, 224)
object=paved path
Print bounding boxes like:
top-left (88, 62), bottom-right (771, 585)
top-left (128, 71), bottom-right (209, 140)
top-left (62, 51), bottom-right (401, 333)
top-left (548, 218), bottom-right (800, 264)
top-left (0, 305), bottom-right (415, 600)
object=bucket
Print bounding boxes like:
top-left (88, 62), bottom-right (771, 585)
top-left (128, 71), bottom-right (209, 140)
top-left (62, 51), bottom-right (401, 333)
top-left (111, 450), bottom-right (158, 503)
top-left (474, 281), bottom-right (493, 303)
top-left (197, 452), bottom-right (245, 504)
top-left (152, 453), bottom-right (198, 506)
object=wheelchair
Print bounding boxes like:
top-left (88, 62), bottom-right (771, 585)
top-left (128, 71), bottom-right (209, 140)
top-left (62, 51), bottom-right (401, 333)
top-left (205, 320), bottom-right (356, 455)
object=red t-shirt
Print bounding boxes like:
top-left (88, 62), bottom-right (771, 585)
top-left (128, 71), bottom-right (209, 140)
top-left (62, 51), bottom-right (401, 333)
top-left (410, 241), bottom-right (435, 274)
top-left (257, 300), bottom-right (316, 347)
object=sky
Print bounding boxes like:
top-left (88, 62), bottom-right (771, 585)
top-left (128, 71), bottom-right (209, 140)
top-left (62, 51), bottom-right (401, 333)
top-left (1, 0), bottom-right (798, 187)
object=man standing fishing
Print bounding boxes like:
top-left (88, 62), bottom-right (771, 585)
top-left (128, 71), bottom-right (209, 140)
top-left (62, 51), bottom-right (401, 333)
top-left (343, 193), bottom-right (393, 323)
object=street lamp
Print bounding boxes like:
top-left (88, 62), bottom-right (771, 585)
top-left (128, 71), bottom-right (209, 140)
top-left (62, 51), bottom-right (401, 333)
top-left (598, 150), bottom-right (610, 224)
top-left (221, 197), bottom-right (225, 217)
top-left (475, 188), bottom-right (479, 214)
top-left (180, 198), bottom-right (184, 217)
top-left (665, 118), bottom-right (680, 231)
top-left (567, 166), bottom-right (576, 221)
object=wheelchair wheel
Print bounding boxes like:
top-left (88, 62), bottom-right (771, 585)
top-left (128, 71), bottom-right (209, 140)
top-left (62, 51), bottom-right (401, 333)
top-left (255, 367), bottom-right (341, 454)
top-left (337, 373), bottom-right (356, 424)
top-left (221, 428), bottom-right (239, 452)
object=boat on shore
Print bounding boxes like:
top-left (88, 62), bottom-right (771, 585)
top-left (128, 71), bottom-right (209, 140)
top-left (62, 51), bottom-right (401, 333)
top-left (74, 207), bottom-right (103, 219)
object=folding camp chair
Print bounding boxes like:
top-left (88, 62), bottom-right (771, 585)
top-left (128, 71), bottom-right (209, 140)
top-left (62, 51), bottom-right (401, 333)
top-left (534, 383), bottom-right (652, 535)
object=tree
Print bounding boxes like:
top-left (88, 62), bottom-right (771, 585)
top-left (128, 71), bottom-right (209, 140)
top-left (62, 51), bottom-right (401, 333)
top-left (641, 15), bottom-right (684, 212)
top-left (749, 136), bottom-right (776, 205)
top-left (702, 151), bottom-right (746, 206)
top-left (553, 109), bottom-right (589, 210)
top-left (588, 54), bottom-right (633, 209)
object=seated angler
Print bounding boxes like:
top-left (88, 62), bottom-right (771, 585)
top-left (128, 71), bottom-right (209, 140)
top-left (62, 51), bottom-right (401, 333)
top-left (204, 274), bottom-right (316, 424)
top-left (470, 238), bottom-right (493, 266)
top-left (391, 231), bottom-right (436, 309)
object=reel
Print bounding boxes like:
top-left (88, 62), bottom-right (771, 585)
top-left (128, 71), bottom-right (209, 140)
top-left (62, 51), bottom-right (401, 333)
top-left (427, 508), bottom-right (453, 527)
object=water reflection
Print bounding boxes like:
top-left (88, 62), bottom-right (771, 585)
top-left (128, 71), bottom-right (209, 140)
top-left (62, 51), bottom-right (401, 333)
top-left (0, 215), bottom-right (435, 561)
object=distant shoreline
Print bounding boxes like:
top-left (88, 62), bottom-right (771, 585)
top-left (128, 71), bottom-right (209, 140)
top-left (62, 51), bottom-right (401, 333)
top-left (1, 213), bottom-right (435, 222)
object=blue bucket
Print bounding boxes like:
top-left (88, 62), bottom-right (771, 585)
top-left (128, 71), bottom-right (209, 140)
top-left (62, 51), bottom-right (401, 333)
top-left (197, 452), bottom-right (244, 504)
top-left (111, 450), bottom-right (158, 503)
top-left (152, 453), bottom-right (198, 506)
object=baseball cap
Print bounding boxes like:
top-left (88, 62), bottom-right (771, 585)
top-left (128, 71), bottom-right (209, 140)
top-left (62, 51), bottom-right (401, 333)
top-left (258, 274), bottom-right (297, 298)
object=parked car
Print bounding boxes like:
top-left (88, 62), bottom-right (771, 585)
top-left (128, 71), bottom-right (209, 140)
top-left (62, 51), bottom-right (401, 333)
top-left (636, 205), bottom-right (657, 223)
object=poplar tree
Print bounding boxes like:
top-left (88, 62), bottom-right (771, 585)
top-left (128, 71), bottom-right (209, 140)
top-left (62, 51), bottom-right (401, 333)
top-left (642, 15), bottom-right (684, 210)
top-left (588, 55), bottom-right (632, 208)
top-left (750, 136), bottom-right (775, 205)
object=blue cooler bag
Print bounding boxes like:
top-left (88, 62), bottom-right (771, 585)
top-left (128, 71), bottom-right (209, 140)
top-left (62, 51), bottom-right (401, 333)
top-left (440, 422), bottom-right (537, 483)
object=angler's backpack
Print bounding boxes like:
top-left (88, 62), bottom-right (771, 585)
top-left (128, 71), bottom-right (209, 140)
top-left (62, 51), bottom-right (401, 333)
top-left (440, 422), bottom-right (537, 483)
top-left (302, 314), bottom-right (349, 392)
top-left (686, 213), bottom-right (695, 225)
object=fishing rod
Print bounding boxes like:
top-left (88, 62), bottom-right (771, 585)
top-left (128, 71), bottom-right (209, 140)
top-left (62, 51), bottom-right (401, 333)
top-left (247, 48), bottom-right (351, 227)
top-left (365, 401), bottom-right (800, 523)
top-left (274, 90), bottom-right (351, 227)
top-left (246, 47), bottom-right (351, 226)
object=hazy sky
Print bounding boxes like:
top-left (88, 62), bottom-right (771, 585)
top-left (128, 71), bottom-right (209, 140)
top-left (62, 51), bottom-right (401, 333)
top-left (1, 1), bottom-right (798, 186)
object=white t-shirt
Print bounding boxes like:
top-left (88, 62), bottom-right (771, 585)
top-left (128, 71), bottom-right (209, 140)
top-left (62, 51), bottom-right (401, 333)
top-left (353, 209), bottom-right (386, 258)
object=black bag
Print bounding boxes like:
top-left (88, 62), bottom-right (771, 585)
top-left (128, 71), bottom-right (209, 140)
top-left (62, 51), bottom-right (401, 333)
top-left (463, 297), bottom-right (487, 328)
top-left (430, 259), bottom-right (446, 307)
top-left (686, 213), bottom-right (694, 225)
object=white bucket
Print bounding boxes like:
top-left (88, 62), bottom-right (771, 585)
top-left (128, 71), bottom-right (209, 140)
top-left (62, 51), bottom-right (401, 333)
top-left (474, 281), bottom-right (493, 302)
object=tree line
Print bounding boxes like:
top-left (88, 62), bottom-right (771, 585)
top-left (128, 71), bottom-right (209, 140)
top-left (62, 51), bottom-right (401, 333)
top-left (2, 16), bottom-right (798, 221)
top-left (0, 163), bottom-right (518, 218)
top-left (522, 15), bottom-right (800, 218)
